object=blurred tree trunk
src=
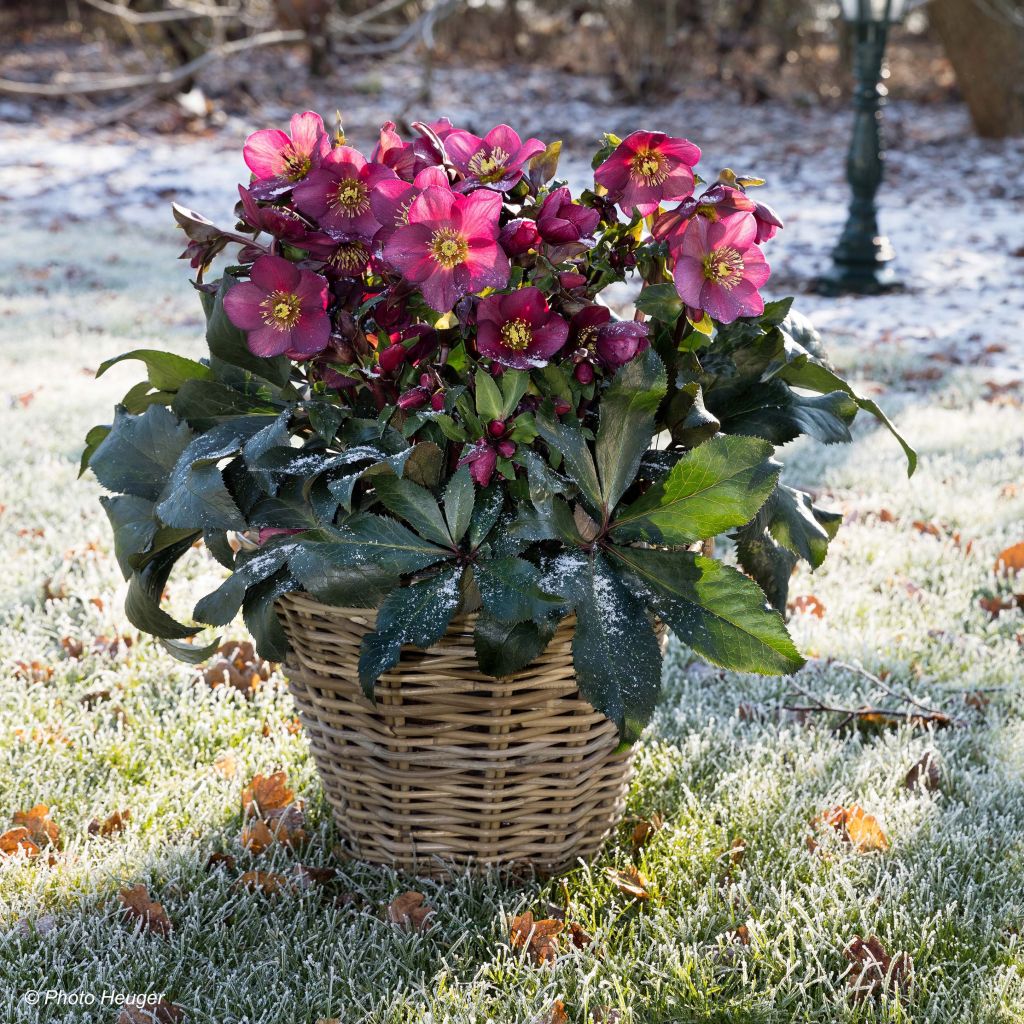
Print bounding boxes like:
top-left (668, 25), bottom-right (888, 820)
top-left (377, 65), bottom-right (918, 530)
top-left (930, 0), bottom-right (1024, 137)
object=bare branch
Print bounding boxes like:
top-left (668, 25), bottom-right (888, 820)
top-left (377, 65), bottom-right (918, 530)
top-left (0, 29), bottom-right (306, 97)
top-left (79, 0), bottom-right (244, 24)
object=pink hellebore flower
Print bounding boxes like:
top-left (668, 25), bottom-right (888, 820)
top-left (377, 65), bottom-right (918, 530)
top-left (537, 186), bottom-right (601, 245)
top-left (458, 441), bottom-right (499, 487)
top-left (236, 185), bottom-right (308, 242)
top-left (384, 186), bottom-right (510, 313)
top-left (594, 130), bottom-right (701, 217)
top-left (293, 146), bottom-right (397, 239)
top-left (569, 305), bottom-right (650, 376)
top-left (445, 124), bottom-right (546, 192)
top-left (672, 214), bottom-right (770, 324)
top-left (372, 121), bottom-right (446, 181)
top-left (498, 218), bottom-right (542, 257)
top-left (223, 255), bottom-right (331, 358)
top-left (476, 288), bottom-right (569, 370)
top-left (655, 183), bottom-right (783, 250)
top-left (243, 111), bottom-right (331, 186)
top-left (370, 166), bottom-right (450, 246)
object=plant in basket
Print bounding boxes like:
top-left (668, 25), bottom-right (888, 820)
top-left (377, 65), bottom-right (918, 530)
top-left (83, 111), bottom-right (914, 870)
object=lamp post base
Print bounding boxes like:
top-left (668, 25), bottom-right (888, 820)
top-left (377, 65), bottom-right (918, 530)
top-left (816, 235), bottom-right (902, 296)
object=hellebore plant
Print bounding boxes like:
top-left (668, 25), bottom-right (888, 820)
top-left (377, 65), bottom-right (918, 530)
top-left (84, 113), bottom-right (915, 743)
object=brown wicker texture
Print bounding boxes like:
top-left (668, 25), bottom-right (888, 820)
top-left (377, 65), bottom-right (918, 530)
top-left (276, 592), bottom-right (647, 876)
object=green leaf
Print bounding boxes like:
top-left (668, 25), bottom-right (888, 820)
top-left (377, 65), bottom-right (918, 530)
top-left (635, 283), bottom-right (684, 324)
top-left (442, 467), bottom-right (474, 544)
top-left (172, 378), bottom-right (282, 432)
top-left (468, 485), bottom-right (504, 549)
top-left (474, 557), bottom-right (564, 623)
top-left (80, 424), bottom-right (111, 477)
top-left (201, 273), bottom-right (290, 386)
top-left (611, 435), bottom-right (779, 544)
top-left (160, 636), bottom-right (222, 664)
top-left (723, 384), bottom-right (858, 446)
top-left (96, 349), bottom-right (213, 391)
top-left (595, 348), bottom-right (666, 511)
top-left (765, 485), bottom-right (842, 569)
top-left (243, 567), bottom-right (296, 662)
top-left (608, 545), bottom-right (804, 674)
top-left (124, 536), bottom-right (200, 640)
top-left (499, 370), bottom-right (529, 419)
top-left (307, 400), bottom-right (346, 444)
top-left (474, 368), bottom-right (504, 422)
top-left (193, 539), bottom-right (299, 626)
top-left (358, 567), bottom-right (464, 695)
top-left (534, 406), bottom-right (603, 519)
top-left (559, 552), bottom-right (663, 743)
top-left (89, 405), bottom-right (193, 501)
top-left (760, 297), bottom-right (794, 327)
top-left (99, 494), bottom-right (158, 579)
top-left (372, 476), bottom-right (453, 547)
top-left (155, 418), bottom-right (269, 531)
top-left (735, 525), bottom-right (797, 613)
top-left (474, 613), bottom-right (558, 677)
top-left (775, 352), bottom-right (916, 474)
top-left (307, 515), bottom-right (450, 575)
top-left (528, 140), bottom-right (562, 186)
top-left (288, 544), bottom-right (399, 607)
top-left (664, 382), bottom-right (720, 448)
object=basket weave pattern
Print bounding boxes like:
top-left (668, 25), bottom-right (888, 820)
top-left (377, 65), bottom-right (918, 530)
top-left (276, 592), bottom-right (636, 875)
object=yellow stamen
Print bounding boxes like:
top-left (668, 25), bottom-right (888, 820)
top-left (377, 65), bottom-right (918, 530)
top-left (469, 147), bottom-right (511, 183)
top-left (702, 246), bottom-right (745, 289)
top-left (282, 147), bottom-right (311, 180)
top-left (500, 319), bottom-right (533, 352)
top-left (329, 241), bottom-right (369, 274)
top-left (331, 178), bottom-right (370, 215)
top-left (429, 228), bottom-right (468, 269)
top-left (631, 149), bottom-right (668, 186)
top-left (260, 291), bottom-right (302, 331)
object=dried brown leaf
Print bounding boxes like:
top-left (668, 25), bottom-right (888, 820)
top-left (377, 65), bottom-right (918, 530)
top-left (387, 890), bottom-right (434, 932)
top-left (238, 870), bottom-right (287, 895)
top-left (510, 910), bottom-right (563, 964)
top-left (117, 998), bottom-right (186, 1024)
top-left (119, 884), bottom-right (172, 936)
top-left (904, 752), bottom-right (941, 791)
top-left (844, 934), bottom-right (912, 1000)
top-left (88, 809), bottom-right (131, 837)
top-left (13, 804), bottom-right (59, 848)
top-left (241, 771), bottom-right (294, 818)
top-left (787, 594), bottom-right (826, 618)
top-left (605, 865), bottom-right (651, 900)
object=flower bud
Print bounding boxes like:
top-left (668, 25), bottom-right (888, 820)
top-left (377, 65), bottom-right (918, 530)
top-left (553, 398), bottom-right (572, 416)
top-left (498, 218), bottom-right (542, 257)
top-left (430, 390), bottom-right (446, 411)
top-left (574, 362), bottom-right (595, 384)
top-left (378, 344), bottom-right (406, 374)
top-left (495, 439), bottom-right (516, 458)
top-left (488, 419), bottom-right (507, 438)
top-left (397, 387), bottom-right (429, 412)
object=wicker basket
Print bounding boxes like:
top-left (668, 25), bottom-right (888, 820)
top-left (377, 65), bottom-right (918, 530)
top-left (275, 592), bottom-right (644, 876)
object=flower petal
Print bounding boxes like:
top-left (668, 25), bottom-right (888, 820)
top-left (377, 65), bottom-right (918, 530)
top-left (222, 281), bottom-right (267, 330)
top-left (250, 255), bottom-right (301, 293)
top-left (243, 129), bottom-right (290, 179)
top-left (408, 185), bottom-right (457, 229)
top-left (456, 190), bottom-right (502, 241)
top-left (246, 324), bottom-right (291, 357)
top-left (287, 313), bottom-right (332, 355)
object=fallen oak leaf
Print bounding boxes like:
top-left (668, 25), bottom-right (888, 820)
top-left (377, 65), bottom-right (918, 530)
top-left (810, 804), bottom-right (888, 853)
top-left (237, 870), bottom-right (287, 895)
top-left (568, 921), bottom-right (593, 948)
top-left (787, 594), bottom-right (826, 618)
top-left (387, 890), bottom-right (434, 932)
top-left (510, 910), bottom-right (563, 964)
top-left (293, 864), bottom-right (337, 889)
top-left (904, 751), bottom-right (941, 791)
top-left (206, 851), bottom-right (236, 872)
top-left (844, 934), bottom-right (912, 1001)
top-left (242, 771), bottom-right (294, 818)
top-left (13, 804), bottom-right (59, 848)
top-left (629, 812), bottom-right (664, 852)
top-left (0, 827), bottom-right (40, 858)
top-left (88, 809), bottom-right (131, 837)
top-left (117, 997), bottom-right (185, 1023)
top-left (995, 542), bottom-right (1024, 576)
top-left (213, 751), bottom-right (237, 778)
top-left (605, 865), bottom-right (651, 900)
top-left (532, 999), bottom-right (569, 1024)
top-left (240, 820), bottom-right (275, 854)
top-left (119, 884), bottom-right (172, 936)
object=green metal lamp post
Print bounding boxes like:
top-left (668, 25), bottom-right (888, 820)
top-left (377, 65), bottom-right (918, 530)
top-left (819, 0), bottom-right (911, 295)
